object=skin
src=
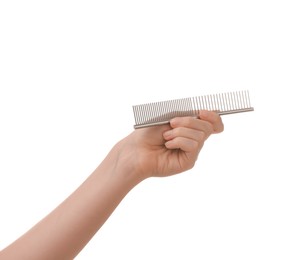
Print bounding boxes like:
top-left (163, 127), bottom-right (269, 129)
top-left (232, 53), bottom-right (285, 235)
top-left (0, 110), bottom-right (224, 260)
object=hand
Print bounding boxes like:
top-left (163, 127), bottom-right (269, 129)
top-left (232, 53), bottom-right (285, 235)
top-left (114, 110), bottom-right (224, 181)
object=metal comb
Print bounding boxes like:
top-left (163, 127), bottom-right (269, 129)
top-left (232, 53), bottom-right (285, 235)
top-left (132, 90), bottom-right (254, 129)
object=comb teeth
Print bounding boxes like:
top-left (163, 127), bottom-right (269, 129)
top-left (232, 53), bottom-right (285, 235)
top-left (133, 90), bottom-right (254, 129)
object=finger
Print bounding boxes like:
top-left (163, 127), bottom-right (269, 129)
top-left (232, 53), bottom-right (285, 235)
top-left (198, 110), bottom-right (224, 133)
top-left (163, 126), bottom-right (211, 145)
top-left (169, 115), bottom-right (215, 134)
top-left (165, 136), bottom-right (199, 152)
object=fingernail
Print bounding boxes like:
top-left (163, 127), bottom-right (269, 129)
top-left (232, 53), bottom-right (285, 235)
top-left (169, 117), bottom-right (178, 126)
top-left (163, 130), bottom-right (172, 138)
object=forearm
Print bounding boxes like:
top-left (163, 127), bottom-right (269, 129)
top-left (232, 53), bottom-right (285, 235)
top-left (0, 143), bottom-right (141, 260)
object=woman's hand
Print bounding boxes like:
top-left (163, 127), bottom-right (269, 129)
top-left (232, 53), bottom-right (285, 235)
top-left (114, 110), bottom-right (224, 181)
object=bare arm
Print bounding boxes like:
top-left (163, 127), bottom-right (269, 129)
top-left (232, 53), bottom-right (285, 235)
top-left (0, 111), bottom-right (223, 260)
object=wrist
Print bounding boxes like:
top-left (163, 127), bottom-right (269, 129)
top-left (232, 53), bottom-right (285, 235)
top-left (96, 139), bottom-right (146, 191)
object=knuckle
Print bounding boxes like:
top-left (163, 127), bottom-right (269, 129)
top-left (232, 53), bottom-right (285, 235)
top-left (190, 140), bottom-right (199, 150)
top-left (199, 130), bottom-right (207, 140)
top-left (215, 121), bottom-right (224, 133)
top-left (187, 161), bottom-right (196, 170)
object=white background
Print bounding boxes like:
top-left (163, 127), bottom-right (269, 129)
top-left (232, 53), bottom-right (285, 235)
top-left (0, 1), bottom-right (307, 259)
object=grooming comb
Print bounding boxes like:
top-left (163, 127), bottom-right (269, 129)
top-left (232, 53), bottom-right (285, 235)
top-left (132, 90), bottom-right (254, 129)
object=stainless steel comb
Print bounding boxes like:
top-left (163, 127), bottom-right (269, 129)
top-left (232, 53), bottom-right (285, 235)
top-left (132, 90), bottom-right (254, 129)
